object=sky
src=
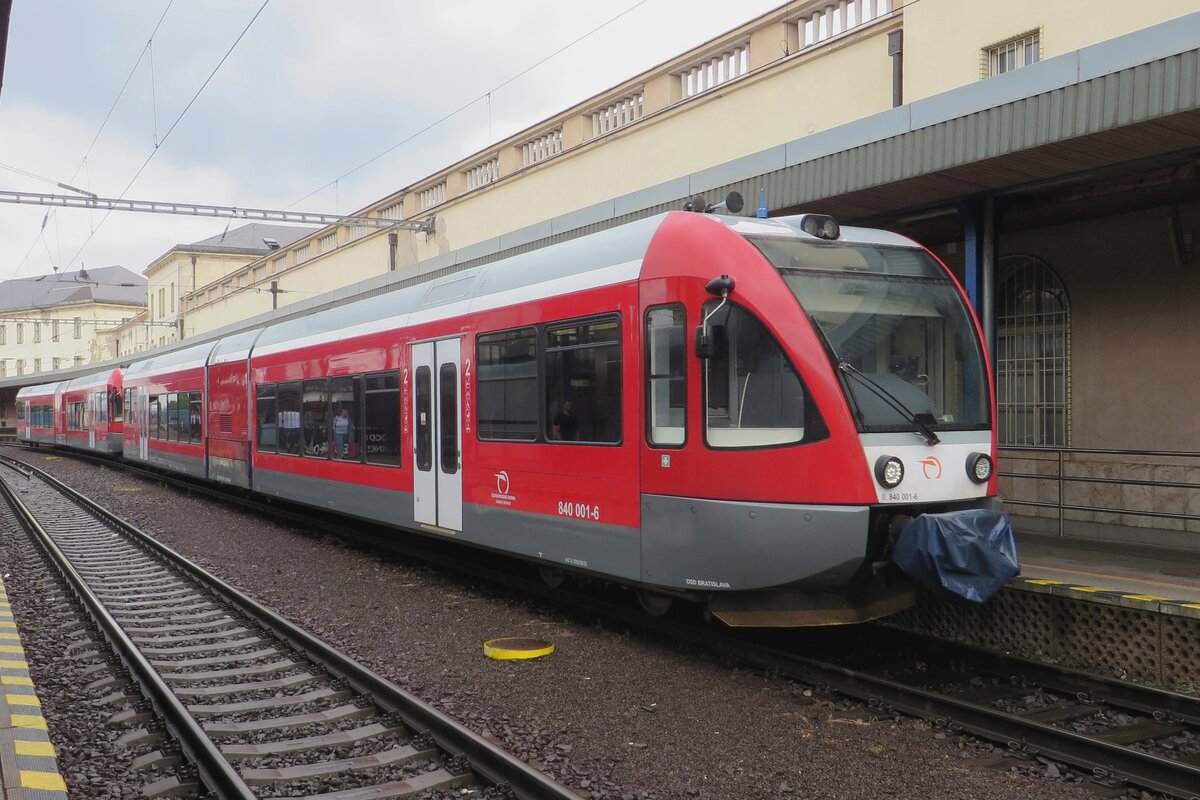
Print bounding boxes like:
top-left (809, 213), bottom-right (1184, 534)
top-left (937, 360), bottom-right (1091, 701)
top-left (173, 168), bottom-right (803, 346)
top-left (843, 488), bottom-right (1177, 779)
top-left (0, 0), bottom-right (785, 283)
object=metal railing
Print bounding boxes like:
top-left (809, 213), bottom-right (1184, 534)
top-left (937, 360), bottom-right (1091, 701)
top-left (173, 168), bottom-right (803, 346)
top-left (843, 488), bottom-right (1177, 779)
top-left (999, 445), bottom-right (1200, 538)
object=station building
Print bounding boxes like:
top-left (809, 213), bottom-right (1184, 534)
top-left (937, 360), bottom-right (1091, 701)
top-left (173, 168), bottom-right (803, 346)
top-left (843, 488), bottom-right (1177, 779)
top-left (3, 0), bottom-right (1200, 551)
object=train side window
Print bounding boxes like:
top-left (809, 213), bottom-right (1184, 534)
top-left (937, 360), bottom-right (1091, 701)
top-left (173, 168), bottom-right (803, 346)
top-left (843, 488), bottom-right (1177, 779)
top-left (330, 376), bottom-right (363, 462)
top-left (166, 393), bottom-right (182, 442)
top-left (702, 301), bottom-right (827, 449)
top-left (124, 389), bottom-right (134, 425)
top-left (277, 382), bottom-right (303, 456)
top-left (477, 327), bottom-right (538, 442)
top-left (95, 392), bottom-right (107, 424)
top-left (189, 392), bottom-right (203, 442)
top-left (256, 385), bottom-right (277, 453)
top-left (439, 363), bottom-right (459, 474)
top-left (302, 379), bottom-right (329, 458)
top-left (365, 372), bottom-right (402, 467)
top-left (415, 367), bottom-right (432, 471)
top-left (544, 315), bottom-right (622, 444)
top-left (149, 396), bottom-right (161, 439)
top-left (645, 305), bottom-right (686, 447)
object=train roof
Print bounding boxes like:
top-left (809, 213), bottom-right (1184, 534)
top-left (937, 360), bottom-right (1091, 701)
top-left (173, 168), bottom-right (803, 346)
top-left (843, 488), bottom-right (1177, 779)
top-left (125, 340), bottom-right (218, 378)
top-left (16, 380), bottom-right (66, 399)
top-left (253, 213), bottom-right (666, 357)
top-left (63, 368), bottom-right (121, 392)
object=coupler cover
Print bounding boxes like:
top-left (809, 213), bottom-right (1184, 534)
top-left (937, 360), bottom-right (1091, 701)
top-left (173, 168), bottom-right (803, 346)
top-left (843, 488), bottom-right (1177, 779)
top-left (892, 509), bottom-right (1018, 603)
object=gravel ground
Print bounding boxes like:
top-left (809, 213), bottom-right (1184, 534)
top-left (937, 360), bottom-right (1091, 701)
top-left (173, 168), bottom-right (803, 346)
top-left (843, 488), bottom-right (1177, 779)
top-left (4, 447), bottom-right (1145, 800)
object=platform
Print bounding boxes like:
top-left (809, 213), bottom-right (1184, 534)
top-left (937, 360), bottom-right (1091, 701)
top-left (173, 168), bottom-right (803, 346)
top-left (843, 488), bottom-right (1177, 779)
top-left (0, 575), bottom-right (67, 800)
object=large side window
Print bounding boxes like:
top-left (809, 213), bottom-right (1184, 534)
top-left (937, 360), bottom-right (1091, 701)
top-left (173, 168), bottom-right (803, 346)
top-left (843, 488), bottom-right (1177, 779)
top-left (302, 379), bottom-right (328, 458)
top-left (645, 305), bottom-right (686, 446)
top-left (330, 376), bottom-right (363, 461)
top-left (166, 393), bottom-right (182, 441)
top-left (95, 392), bottom-right (108, 424)
top-left (439, 363), bottom-right (459, 474)
top-left (477, 328), bottom-right (538, 441)
top-left (256, 385), bottom-right (277, 452)
top-left (364, 372), bottom-right (401, 466)
top-left (544, 316), bottom-right (622, 444)
top-left (702, 301), bottom-right (825, 449)
top-left (277, 382), bottom-right (302, 455)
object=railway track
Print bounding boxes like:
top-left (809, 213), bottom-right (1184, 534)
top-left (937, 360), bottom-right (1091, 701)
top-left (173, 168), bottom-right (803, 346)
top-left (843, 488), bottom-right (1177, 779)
top-left (0, 453), bottom-right (579, 799)
top-left (7, 445), bottom-right (1200, 799)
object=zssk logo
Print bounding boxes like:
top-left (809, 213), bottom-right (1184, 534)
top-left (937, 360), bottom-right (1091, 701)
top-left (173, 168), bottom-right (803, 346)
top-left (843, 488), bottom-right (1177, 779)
top-left (494, 470), bottom-right (510, 495)
top-left (918, 456), bottom-right (942, 480)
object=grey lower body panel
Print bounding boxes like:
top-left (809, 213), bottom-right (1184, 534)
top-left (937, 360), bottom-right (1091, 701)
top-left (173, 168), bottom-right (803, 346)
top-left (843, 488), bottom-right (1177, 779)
top-left (640, 494), bottom-right (871, 592)
top-left (146, 448), bottom-right (206, 479)
top-left (252, 469), bottom-right (640, 581)
top-left (209, 455), bottom-right (249, 489)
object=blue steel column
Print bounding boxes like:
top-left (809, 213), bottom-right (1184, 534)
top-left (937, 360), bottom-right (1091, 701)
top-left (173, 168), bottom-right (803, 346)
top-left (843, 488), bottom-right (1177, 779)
top-left (957, 198), bottom-right (996, 358)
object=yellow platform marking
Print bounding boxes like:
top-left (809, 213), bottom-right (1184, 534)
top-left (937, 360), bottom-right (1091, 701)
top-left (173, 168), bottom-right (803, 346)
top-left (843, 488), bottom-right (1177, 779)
top-left (2, 676), bottom-right (34, 686)
top-left (1122, 594), bottom-right (1169, 602)
top-left (20, 770), bottom-right (67, 792)
top-left (1064, 586), bottom-right (1108, 593)
top-left (0, 621), bottom-right (16, 629)
top-left (0, 644), bottom-right (26, 654)
top-left (0, 659), bottom-right (29, 669)
top-left (1183, 603), bottom-right (1200, 610)
top-left (0, 632), bottom-right (21, 640)
top-left (14, 740), bottom-right (55, 757)
top-left (10, 714), bottom-right (47, 730)
top-left (1023, 579), bottom-right (1066, 586)
top-left (6, 693), bottom-right (40, 707)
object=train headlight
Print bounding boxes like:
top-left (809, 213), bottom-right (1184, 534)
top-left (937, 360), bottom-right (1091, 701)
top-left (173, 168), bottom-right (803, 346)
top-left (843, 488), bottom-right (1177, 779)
top-left (874, 455), bottom-right (904, 489)
top-left (966, 452), bottom-right (994, 484)
top-left (800, 214), bottom-right (840, 240)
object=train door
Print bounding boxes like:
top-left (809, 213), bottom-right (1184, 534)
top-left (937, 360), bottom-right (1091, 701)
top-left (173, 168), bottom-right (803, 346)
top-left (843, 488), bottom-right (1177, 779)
top-left (411, 338), bottom-right (463, 531)
top-left (87, 393), bottom-right (97, 450)
top-left (137, 386), bottom-right (150, 460)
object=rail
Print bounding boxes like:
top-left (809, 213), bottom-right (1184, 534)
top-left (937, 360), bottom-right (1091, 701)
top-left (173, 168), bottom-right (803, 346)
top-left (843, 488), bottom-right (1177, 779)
top-left (998, 445), bottom-right (1200, 538)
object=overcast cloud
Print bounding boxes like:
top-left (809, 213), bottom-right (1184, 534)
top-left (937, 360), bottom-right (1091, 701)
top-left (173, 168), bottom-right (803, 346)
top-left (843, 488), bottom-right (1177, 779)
top-left (0, 0), bottom-right (783, 282)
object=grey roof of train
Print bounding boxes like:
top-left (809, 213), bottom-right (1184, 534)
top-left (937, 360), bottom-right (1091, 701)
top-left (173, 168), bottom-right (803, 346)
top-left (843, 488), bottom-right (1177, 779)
top-left (253, 214), bottom-right (667, 350)
top-left (0, 265), bottom-right (146, 312)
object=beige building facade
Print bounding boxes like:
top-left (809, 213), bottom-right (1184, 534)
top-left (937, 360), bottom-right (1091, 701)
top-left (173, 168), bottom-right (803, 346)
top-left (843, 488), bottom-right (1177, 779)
top-left (0, 266), bottom-right (145, 379)
top-left (177, 0), bottom-right (1200, 339)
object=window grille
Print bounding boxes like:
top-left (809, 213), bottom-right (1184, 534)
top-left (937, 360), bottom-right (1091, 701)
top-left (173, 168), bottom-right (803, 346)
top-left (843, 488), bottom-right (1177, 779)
top-left (420, 182), bottom-right (447, 210)
top-left (800, 0), bottom-right (892, 48)
top-left (379, 202), bottom-right (404, 220)
top-left (591, 92), bottom-right (644, 137)
top-left (997, 255), bottom-right (1069, 446)
top-left (319, 232), bottom-right (338, 253)
top-left (522, 129), bottom-right (563, 167)
top-left (346, 225), bottom-right (373, 242)
top-left (272, 256), bottom-right (287, 274)
top-left (984, 31), bottom-right (1040, 77)
top-left (680, 43), bottom-right (750, 99)
top-left (294, 243), bottom-right (311, 264)
top-left (466, 157), bottom-right (500, 190)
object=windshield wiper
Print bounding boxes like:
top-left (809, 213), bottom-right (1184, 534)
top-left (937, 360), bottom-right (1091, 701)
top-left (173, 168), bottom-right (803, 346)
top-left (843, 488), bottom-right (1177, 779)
top-left (838, 361), bottom-right (940, 446)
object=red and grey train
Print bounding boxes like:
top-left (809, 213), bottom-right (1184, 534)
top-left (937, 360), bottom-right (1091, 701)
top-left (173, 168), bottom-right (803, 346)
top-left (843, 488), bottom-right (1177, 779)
top-left (16, 209), bottom-right (999, 626)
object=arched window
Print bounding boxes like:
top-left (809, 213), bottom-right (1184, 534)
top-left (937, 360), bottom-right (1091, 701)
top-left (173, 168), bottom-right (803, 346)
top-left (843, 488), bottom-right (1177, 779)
top-left (996, 255), bottom-right (1070, 446)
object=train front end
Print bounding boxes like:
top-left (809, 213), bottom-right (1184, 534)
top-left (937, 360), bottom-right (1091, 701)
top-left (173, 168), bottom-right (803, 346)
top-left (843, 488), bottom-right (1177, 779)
top-left (643, 210), bottom-right (1006, 627)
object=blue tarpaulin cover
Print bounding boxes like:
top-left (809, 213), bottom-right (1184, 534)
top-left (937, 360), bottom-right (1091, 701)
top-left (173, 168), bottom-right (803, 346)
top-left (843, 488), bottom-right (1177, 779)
top-left (893, 509), bottom-right (1019, 603)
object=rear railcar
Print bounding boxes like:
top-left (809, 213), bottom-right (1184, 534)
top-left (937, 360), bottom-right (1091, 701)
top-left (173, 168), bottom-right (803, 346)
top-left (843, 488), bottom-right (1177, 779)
top-left (15, 381), bottom-right (64, 446)
top-left (123, 345), bottom-right (213, 478)
top-left (60, 369), bottom-right (124, 454)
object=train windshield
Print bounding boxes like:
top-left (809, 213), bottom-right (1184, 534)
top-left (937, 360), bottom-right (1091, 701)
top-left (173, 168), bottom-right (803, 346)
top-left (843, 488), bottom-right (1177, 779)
top-left (748, 236), bottom-right (989, 434)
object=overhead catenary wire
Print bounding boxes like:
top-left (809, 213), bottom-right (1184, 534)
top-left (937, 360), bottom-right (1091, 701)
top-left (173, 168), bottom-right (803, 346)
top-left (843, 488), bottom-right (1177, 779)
top-left (285, 0), bottom-right (650, 210)
top-left (63, 0), bottom-right (271, 271)
top-left (9, 1), bottom-right (175, 280)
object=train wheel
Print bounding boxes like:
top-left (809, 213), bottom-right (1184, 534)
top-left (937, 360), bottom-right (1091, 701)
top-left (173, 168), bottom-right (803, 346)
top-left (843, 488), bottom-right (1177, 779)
top-left (538, 566), bottom-right (566, 588)
top-left (637, 590), bottom-right (673, 617)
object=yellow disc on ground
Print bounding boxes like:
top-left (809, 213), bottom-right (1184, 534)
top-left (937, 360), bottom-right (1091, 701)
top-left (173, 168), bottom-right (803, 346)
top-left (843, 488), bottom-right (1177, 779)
top-left (483, 637), bottom-right (555, 660)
